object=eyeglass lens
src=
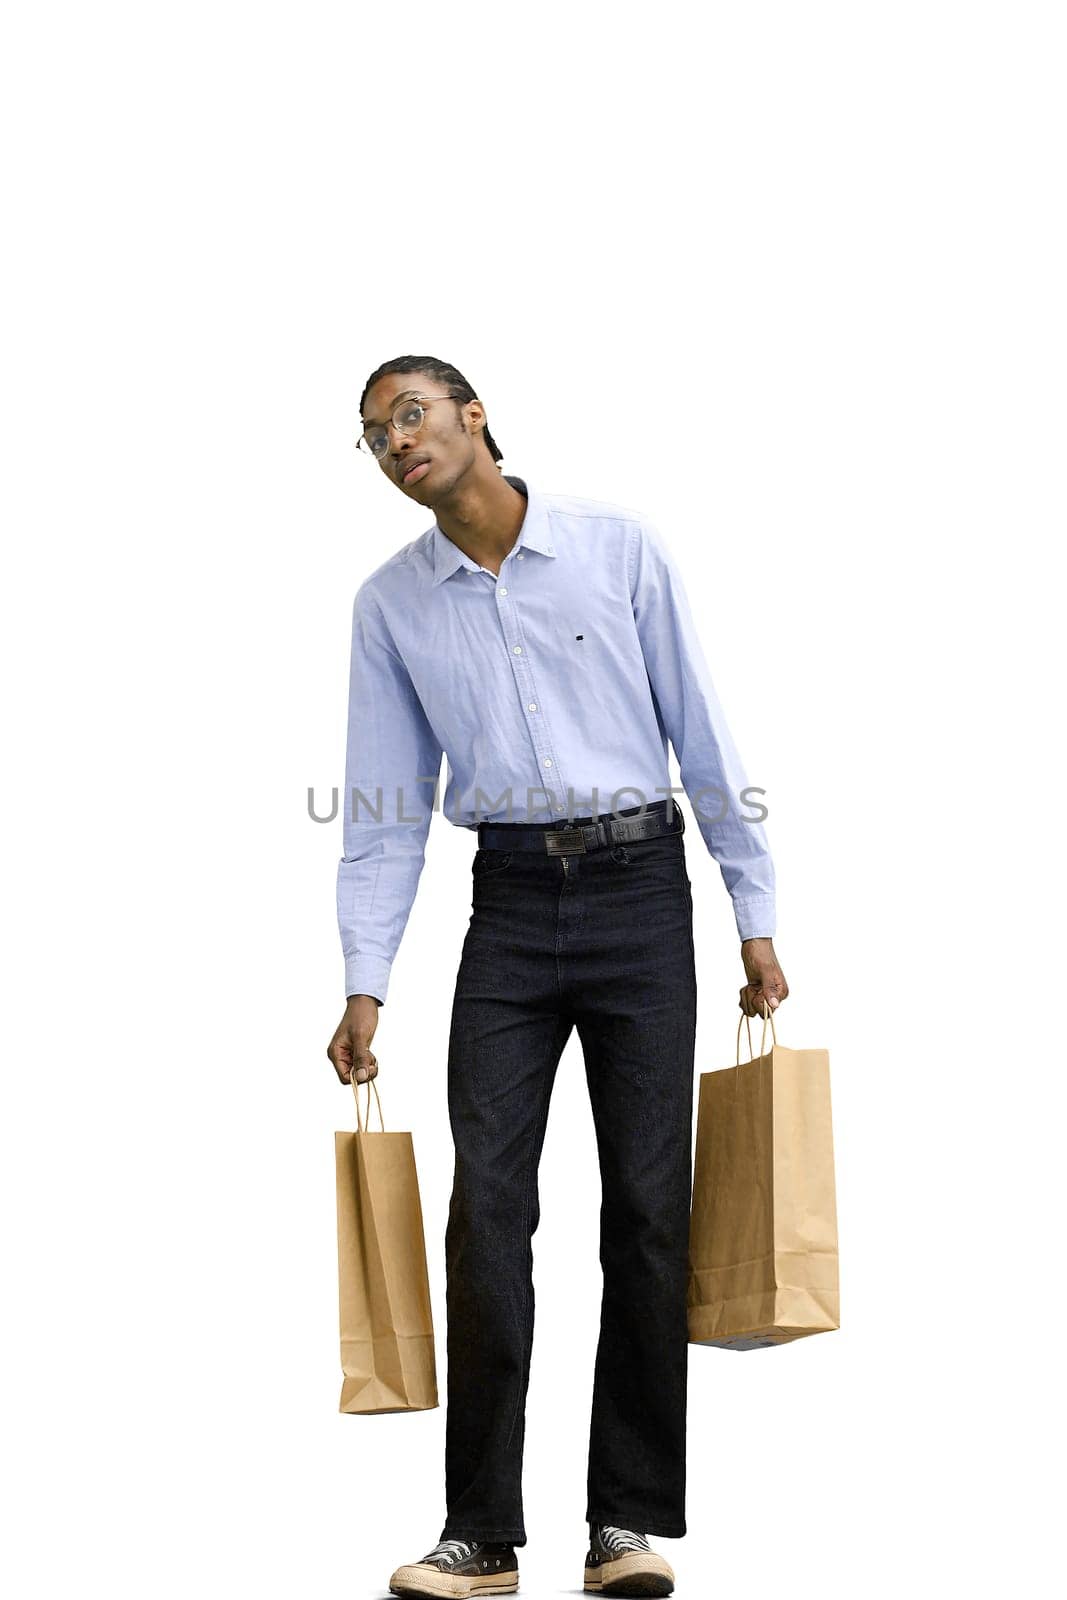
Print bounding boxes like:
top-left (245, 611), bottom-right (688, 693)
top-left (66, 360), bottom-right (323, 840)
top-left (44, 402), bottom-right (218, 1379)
top-left (362, 398), bottom-right (427, 458)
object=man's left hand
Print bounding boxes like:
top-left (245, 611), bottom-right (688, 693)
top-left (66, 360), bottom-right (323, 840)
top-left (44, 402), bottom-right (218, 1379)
top-left (739, 937), bottom-right (789, 1017)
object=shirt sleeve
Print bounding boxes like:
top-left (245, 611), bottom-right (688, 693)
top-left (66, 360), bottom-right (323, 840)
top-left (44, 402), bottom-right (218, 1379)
top-left (336, 583), bottom-right (444, 1004)
top-left (628, 519), bottom-right (776, 941)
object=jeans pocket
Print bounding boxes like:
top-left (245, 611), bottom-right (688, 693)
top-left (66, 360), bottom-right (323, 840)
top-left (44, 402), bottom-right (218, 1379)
top-left (473, 848), bottom-right (514, 877)
top-left (611, 832), bottom-right (689, 895)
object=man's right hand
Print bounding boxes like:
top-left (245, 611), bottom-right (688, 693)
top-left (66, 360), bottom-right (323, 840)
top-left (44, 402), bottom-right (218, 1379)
top-left (327, 995), bottom-right (380, 1084)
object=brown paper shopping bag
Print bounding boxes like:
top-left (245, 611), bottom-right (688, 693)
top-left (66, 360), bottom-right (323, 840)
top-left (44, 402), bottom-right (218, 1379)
top-left (688, 1007), bottom-right (840, 1350)
top-left (335, 1076), bottom-right (439, 1413)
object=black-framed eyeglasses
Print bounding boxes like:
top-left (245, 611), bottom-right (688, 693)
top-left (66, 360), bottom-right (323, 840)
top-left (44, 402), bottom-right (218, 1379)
top-left (357, 391), bottom-right (463, 459)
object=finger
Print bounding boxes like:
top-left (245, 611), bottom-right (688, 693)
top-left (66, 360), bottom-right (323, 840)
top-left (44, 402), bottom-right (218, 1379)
top-left (753, 976), bottom-right (785, 1012)
top-left (328, 1040), bottom-right (354, 1084)
top-left (353, 1048), bottom-right (378, 1084)
top-left (749, 986), bottom-right (774, 1019)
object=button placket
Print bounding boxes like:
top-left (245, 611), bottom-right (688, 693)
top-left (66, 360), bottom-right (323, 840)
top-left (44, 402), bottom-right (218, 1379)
top-left (494, 576), bottom-right (569, 816)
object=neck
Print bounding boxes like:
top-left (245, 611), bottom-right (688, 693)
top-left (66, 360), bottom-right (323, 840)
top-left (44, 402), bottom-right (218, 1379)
top-left (432, 466), bottom-right (528, 569)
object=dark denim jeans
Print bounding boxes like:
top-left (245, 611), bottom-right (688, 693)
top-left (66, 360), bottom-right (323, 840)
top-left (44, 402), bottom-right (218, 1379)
top-left (440, 802), bottom-right (697, 1547)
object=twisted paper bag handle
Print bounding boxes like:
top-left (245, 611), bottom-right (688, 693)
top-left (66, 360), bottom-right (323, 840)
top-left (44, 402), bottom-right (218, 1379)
top-left (735, 999), bottom-right (778, 1084)
top-left (351, 1073), bottom-right (385, 1133)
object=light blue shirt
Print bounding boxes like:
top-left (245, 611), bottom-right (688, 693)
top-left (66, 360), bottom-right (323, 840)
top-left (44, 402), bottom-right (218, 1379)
top-left (337, 475), bottom-right (776, 1004)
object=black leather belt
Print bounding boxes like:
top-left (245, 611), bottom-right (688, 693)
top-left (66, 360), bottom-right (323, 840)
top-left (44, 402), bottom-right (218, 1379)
top-left (477, 798), bottom-right (685, 855)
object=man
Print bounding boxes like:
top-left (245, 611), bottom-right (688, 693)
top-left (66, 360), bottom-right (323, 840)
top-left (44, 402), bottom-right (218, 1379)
top-left (327, 355), bottom-right (788, 1599)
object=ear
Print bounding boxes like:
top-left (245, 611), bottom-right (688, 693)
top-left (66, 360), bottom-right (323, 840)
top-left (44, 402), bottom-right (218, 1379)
top-left (461, 397), bottom-right (486, 437)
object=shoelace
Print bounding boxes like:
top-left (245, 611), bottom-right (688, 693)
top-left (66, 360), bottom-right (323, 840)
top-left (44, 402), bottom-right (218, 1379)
top-left (598, 1524), bottom-right (651, 1555)
top-left (420, 1538), bottom-right (477, 1567)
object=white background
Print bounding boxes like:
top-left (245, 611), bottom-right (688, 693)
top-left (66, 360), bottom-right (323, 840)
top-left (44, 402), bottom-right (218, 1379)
top-left (3, 3), bottom-right (1064, 1596)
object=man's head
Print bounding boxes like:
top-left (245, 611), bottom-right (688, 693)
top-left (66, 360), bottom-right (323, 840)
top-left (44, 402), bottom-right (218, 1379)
top-left (358, 355), bottom-right (503, 503)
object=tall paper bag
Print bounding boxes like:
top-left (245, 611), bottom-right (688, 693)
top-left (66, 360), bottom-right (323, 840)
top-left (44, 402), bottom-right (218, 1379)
top-left (335, 1077), bottom-right (439, 1412)
top-left (688, 1008), bottom-right (840, 1349)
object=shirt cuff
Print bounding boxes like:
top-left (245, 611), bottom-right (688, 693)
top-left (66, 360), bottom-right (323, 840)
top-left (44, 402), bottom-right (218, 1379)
top-left (345, 954), bottom-right (392, 1008)
top-left (732, 894), bottom-right (776, 942)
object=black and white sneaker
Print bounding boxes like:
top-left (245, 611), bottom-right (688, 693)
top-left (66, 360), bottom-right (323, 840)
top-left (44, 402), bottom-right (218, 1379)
top-left (583, 1522), bottom-right (674, 1596)
top-left (389, 1535), bottom-right (519, 1597)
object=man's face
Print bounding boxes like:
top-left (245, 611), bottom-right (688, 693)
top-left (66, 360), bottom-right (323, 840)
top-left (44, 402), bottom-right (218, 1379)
top-left (361, 373), bottom-right (483, 503)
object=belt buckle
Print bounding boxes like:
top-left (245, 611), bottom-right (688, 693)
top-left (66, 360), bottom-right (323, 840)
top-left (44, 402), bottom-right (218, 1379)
top-left (544, 826), bottom-right (587, 855)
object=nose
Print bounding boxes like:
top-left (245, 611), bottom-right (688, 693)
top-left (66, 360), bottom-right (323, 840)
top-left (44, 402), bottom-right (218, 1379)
top-left (383, 420), bottom-right (412, 464)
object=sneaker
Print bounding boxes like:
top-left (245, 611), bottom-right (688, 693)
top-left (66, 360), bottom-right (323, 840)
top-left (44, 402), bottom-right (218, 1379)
top-left (389, 1535), bottom-right (519, 1597)
top-left (583, 1522), bottom-right (675, 1596)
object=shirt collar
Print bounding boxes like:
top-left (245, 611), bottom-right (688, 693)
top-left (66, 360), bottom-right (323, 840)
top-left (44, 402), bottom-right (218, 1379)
top-left (431, 475), bottom-right (556, 587)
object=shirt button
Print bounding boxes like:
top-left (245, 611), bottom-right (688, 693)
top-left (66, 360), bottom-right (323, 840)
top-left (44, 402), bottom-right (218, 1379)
top-left (528, 702), bottom-right (537, 711)
top-left (513, 645), bottom-right (523, 654)
top-left (499, 587), bottom-right (508, 596)
top-left (517, 553), bottom-right (525, 560)
top-left (543, 758), bottom-right (553, 767)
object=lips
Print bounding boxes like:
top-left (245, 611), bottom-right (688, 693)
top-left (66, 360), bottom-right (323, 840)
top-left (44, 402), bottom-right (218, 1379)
top-left (399, 455), bottom-right (430, 484)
